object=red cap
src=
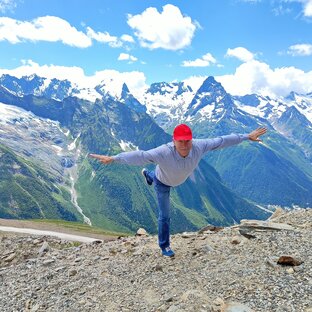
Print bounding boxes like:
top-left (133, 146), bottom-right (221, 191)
top-left (173, 124), bottom-right (193, 140)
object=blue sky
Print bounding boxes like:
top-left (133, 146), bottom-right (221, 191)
top-left (0, 0), bottom-right (312, 97)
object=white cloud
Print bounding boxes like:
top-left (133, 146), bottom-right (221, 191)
top-left (0, 60), bottom-right (88, 84)
top-left (120, 34), bottom-right (135, 43)
top-left (182, 76), bottom-right (206, 92)
top-left (216, 59), bottom-right (312, 97)
top-left (127, 4), bottom-right (197, 50)
top-left (118, 53), bottom-right (138, 62)
top-left (305, 0), bottom-right (312, 16)
top-left (92, 70), bottom-right (147, 97)
top-left (0, 0), bottom-right (16, 13)
top-left (0, 60), bottom-right (148, 97)
top-left (226, 47), bottom-right (255, 62)
top-left (182, 53), bottom-right (217, 67)
top-left (287, 43), bottom-right (312, 55)
top-left (86, 27), bottom-right (122, 47)
top-left (0, 16), bottom-right (92, 47)
top-left (289, 0), bottom-right (312, 17)
top-left (0, 16), bottom-right (128, 48)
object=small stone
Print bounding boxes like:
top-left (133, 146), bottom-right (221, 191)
top-left (181, 232), bottom-right (196, 238)
top-left (33, 239), bottom-right (42, 245)
top-left (231, 236), bottom-right (241, 244)
top-left (136, 228), bottom-right (148, 236)
top-left (154, 264), bottom-right (163, 272)
top-left (68, 269), bottom-right (78, 277)
top-left (213, 297), bottom-right (224, 306)
top-left (277, 256), bottom-right (303, 266)
top-left (4, 253), bottom-right (16, 262)
top-left (200, 244), bottom-right (214, 253)
top-left (42, 259), bottom-right (55, 266)
top-left (286, 268), bottom-right (294, 274)
top-left (38, 241), bottom-right (49, 255)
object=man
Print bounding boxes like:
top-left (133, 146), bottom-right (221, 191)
top-left (89, 124), bottom-right (267, 257)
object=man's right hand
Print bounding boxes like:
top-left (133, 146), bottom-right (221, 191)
top-left (88, 154), bottom-right (114, 164)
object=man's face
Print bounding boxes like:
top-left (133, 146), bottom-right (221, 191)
top-left (173, 139), bottom-right (192, 157)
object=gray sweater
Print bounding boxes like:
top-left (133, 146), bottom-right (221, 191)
top-left (113, 133), bottom-right (249, 187)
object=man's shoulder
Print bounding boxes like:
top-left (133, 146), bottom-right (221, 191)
top-left (150, 142), bottom-right (173, 154)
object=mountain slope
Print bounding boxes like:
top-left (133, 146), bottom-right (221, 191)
top-left (0, 83), bottom-right (269, 232)
top-left (0, 144), bottom-right (81, 221)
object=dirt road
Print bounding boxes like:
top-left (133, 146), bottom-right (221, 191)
top-left (0, 218), bottom-right (119, 242)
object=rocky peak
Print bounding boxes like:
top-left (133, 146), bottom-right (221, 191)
top-left (120, 82), bottom-right (146, 113)
top-left (186, 76), bottom-right (233, 117)
top-left (285, 91), bottom-right (298, 101)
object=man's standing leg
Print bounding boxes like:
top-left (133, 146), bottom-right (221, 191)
top-left (141, 169), bottom-right (174, 257)
top-left (154, 178), bottom-right (174, 257)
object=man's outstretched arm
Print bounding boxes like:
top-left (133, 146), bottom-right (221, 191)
top-left (197, 126), bottom-right (268, 153)
top-left (88, 144), bottom-right (167, 166)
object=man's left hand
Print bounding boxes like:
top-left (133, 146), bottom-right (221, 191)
top-left (248, 127), bottom-right (267, 142)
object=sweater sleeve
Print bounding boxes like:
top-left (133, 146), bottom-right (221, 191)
top-left (195, 133), bottom-right (249, 154)
top-left (112, 144), bottom-right (167, 166)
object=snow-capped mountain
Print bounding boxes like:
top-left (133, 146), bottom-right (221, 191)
top-left (0, 74), bottom-right (80, 101)
top-left (0, 73), bottom-right (130, 103)
top-left (1, 73), bottom-right (311, 127)
top-left (137, 81), bottom-right (194, 128)
top-left (0, 72), bottom-right (311, 210)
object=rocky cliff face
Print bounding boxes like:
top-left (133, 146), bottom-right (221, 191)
top-left (0, 208), bottom-right (311, 312)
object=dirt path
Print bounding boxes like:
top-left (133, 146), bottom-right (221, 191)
top-left (0, 218), bottom-right (119, 242)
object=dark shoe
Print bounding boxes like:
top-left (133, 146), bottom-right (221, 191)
top-left (161, 247), bottom-right (175, 257)
top-left (141, 168), bottom-right (153, 185)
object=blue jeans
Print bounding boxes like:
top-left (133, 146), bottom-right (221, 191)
top-left (146, 170), bottom-right (171, 249)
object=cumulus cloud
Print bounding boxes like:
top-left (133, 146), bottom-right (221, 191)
top-left (287, 43), bottom-right (312, 56)
top-left (92, 70), bottom-right (147, 97)
top-left (0, 16), bottom-right (92, 47)
top-left (120, 34), bottom-right (135, 43)
top-left (182, 53), bottom-right (217, 67)
top-left (216, 59), bottom-right (312, 97)
top-left (118, 53), bottom-right (138, 62)
top-left (0, 0), bottom-right (17, 13)
top-left (0, 15), bottom-right (129, 48)
top-left (86, 27), bottom-right (122, 47)
top-left (226, 47), bottom-right (255, 62)
top-left (305, 0), bottom-right (312, 16)
top-left (127, 4), bottom-right (198, 50)
top-left (182, 76), bottom-right (206, 93)
top-left (291, 0), bottom-right (312, 17)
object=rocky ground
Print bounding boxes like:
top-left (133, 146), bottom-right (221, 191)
top-left (0, 208), bottom-right (311, 312)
